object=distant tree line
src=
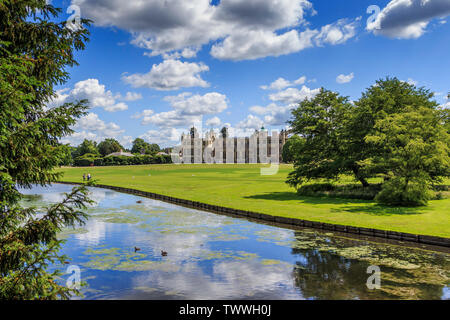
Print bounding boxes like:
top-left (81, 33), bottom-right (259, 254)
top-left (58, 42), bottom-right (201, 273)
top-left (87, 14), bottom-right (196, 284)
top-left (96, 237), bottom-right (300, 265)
top-left (57, 138), bottom-right (172, 167)
top-left (285, 77), bottom-right (450, 207)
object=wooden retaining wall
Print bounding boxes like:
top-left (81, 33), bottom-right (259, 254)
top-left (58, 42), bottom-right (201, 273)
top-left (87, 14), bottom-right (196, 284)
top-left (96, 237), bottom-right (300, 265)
top-left (56, 181), bottom-right (450, 248)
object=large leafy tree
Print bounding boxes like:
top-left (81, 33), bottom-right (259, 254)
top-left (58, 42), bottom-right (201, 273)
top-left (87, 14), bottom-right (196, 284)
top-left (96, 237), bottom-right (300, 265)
top-left (365, 106), bottom-right (450, 206)
top-left (287, 88), bottom-right (353, 187)
top-left (131, 138), bottom-right (160, 155)
top-left (97, 138), bottom-right (123, 157)
top-left (345, 77), bottom-right (439, 184)
top-left (0, 1), bottom-right (92, 299)
top-left (287, 78), bottom-right (449, 206)
top-left (75, 139), bottom-right (99, 157)
top-left (281, 135), bottom-right (304, 163)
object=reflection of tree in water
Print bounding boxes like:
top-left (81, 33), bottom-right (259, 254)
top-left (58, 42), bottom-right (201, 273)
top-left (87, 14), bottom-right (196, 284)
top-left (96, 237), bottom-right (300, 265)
top-left (290, 232), bottom-right (449, 300)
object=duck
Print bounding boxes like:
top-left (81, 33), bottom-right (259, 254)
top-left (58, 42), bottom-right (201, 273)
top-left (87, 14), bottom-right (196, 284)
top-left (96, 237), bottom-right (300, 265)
top-left (161, 250), bottom-right (168, 256)
top-left (136, 200), bottom-right (143, 204)
top-left (134, 247), bottom-right (141, 252)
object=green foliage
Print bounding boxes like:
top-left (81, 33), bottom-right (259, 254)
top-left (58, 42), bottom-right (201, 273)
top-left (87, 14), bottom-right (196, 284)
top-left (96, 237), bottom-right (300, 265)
top-left (73, 153), bottom-right (101, 167)
top-left (75, 154), bottom-right (173, 167)
top-left (364, 106), bottom-right (450, 206)
top-left (0, 0), bottom-right (91, 299)
top-left (287, 88), bottom-right (353, 187)
top-left (287, 78), bottom-right (450, 206)
top-left (375, 178), bottom-right (433, 206)
top-left (131, 138), bottom-right (160, 155)
top-left (282, 135), bottom-right (304, 163)
top-left (75, 139), bottom-right (99, 157)
top-left (97, 138), bottom-right (123, 157)
top-left (56, 144), bottom-right (74, 166)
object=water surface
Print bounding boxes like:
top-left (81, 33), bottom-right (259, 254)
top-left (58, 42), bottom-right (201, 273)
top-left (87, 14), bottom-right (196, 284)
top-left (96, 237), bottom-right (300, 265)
top-left (20, 184), bottom-right (449, 300)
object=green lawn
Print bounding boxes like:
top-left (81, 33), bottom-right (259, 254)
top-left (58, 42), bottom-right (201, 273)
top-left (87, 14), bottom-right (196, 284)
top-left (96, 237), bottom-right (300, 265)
top-left (56, 164), bottom-right (450, 238)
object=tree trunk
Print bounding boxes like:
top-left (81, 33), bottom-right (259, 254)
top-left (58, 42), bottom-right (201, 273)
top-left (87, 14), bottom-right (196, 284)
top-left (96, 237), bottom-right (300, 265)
top-left (353, 167), bottom-right (370, 187)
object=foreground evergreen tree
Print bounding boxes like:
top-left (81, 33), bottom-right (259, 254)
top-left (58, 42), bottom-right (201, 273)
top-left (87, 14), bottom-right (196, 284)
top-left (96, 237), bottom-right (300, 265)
top-left (0, 1), bottom-right (92, 299)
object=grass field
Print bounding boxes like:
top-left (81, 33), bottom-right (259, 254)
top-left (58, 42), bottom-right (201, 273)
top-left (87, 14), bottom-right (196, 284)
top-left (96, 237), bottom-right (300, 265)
top-left (56, 164), bottom-right (450, 238)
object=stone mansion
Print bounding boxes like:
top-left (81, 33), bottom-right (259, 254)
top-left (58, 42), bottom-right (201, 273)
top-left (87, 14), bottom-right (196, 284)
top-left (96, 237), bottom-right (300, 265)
top-left (172, 127), bottom-right (289, 164)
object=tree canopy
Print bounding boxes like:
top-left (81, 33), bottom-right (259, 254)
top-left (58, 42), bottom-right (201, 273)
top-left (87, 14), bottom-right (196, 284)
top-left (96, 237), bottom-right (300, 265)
top-left (131, 138), bottom-right (160, 155)
top-left (287, 78), bottom-right (450, 206)
top-left (0, 0), bottom-right (92, 299)
top-left (97, 138), bottom-right (124, 157)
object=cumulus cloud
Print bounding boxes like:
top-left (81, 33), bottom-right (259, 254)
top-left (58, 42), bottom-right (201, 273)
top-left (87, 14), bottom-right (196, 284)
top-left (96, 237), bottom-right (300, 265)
top-left (165, 92), bottom-right (228, 115)
top-left (367, 0), bottom-right (450, 39)
top-left (236, 114), bottom-right (265, 130)
top-left (61, 113), bottom-right (132, 147)
top-left (133, 92), bottom-right (228, 127)
top-left (315, 18), bottom-right (360, 46)
top-left (72, 0), bottom-right (359, 61)
top-left (261, 76), bottom-right (307, 90)
top-left (336, 72), bottom-right (354, 84)
top-left (250, 103), bottom-right (292, 126)
top-left (133, 110), bottom-right (202, 128)
top-left (48, 79), bottom-right (129, 112)
top-left (122, 92), bottom-right (143, 101)
top-left (140, 127), bottom-right (184, 146)
top-left (269, 86), bottom-right (320, 105)
top-left (210, 29), bottom-right (318, 61)
top-left (123, 59), bottom-right (210, 91)
top-left (205, 116), bottom-right (222, 127)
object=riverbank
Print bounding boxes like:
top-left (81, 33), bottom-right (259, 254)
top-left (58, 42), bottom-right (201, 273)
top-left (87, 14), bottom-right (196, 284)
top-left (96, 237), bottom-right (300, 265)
top-left (56, 164), bottom-right (450, 242)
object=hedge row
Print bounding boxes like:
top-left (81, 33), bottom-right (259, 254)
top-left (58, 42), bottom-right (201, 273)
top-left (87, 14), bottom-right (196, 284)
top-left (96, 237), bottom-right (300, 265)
top-left (73, 155), bottom-right (172, 167)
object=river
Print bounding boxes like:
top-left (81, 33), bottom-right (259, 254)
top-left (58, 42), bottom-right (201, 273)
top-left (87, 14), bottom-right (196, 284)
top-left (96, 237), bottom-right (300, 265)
top-left (20, 184), bottom-right (449, 300)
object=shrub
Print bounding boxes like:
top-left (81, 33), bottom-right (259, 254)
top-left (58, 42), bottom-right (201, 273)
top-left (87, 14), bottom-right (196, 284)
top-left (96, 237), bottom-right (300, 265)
top-left (375, 178), bottom-right (433, 206)
top-left (74, 153), bottom-right (101, 167)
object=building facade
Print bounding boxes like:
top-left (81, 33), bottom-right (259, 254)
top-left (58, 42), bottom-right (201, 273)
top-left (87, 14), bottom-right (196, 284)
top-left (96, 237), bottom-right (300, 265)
top-left (174, 127), bottom-right (288, 164)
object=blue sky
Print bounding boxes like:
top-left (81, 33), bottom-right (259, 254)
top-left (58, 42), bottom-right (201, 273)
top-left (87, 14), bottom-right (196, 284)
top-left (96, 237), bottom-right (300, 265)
top-left (50, 0), bottom-right (450, 148)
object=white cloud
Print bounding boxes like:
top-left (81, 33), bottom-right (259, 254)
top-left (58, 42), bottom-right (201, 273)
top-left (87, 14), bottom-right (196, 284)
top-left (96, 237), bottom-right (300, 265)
top-left (210, 29), bottom-right (318, 61)
top-left (133, 92), bottom-right (228, 128)
top-left (140, 127), bottom-right (184, 146)
top-left (73, 0), bottom-right (314, 59)
top-left (250, 103), bottom-right (292, 126)
top-left (165, 92), bottom-right (228, 116)
top-left (205, 116), bottom-right (222, 127)
top-left (61, 113), bottom-right (132, 147)
top-left (123, 59), bottom-right (210, 91)
top-left (269, 86), bottom-right (320, 105)
top-left (315, 18), bottom-right (360, 46)
top-left (261, 76), bottom-right (307, 90)
top-left (134, 109), bottom-right (202, 128)
top-left (336, 72), bottom-right (354, 84)
top-left (236, 114), bottom-right (265, 130)
top-left (367, 0), bottom-right (450, 39)
top-left (48, 79), bottom-right (129, 112)
top-left (72, 0), bottom-right (359, 61)
top-left (122, 92), bottom-right (143, 101)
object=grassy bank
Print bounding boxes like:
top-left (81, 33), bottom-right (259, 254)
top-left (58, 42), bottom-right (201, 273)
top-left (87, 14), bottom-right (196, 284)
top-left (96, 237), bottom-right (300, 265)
top-left (56, 164), bottom-right (450, 238)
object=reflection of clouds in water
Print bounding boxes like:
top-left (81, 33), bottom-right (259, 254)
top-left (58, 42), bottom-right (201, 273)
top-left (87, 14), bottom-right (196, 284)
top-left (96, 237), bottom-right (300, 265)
top-left (132, 259), bottom-right (302, 300)
top-left (75, 218), bottom-right (110, 246)
top-left (443, 287), bottom-right (450, 300)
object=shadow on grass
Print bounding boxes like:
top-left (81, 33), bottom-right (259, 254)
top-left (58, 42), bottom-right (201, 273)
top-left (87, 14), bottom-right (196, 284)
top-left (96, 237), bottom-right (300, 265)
top-left (245, 192), bottom-right (427, 216)
top-left (245, 192), bottom-right (368, 205)
top-left (331, 204), bottom-right (427, 216)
